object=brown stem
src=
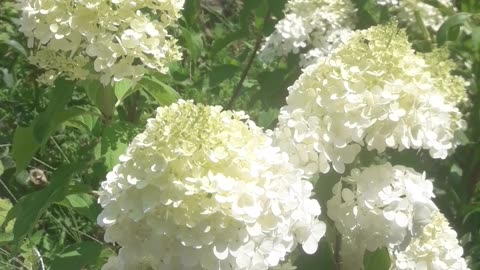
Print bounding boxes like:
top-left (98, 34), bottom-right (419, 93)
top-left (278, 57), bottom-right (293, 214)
top-left (225, 9), bottom-right (270, 110)
top-left (225, 34), bottom-right (263, 110)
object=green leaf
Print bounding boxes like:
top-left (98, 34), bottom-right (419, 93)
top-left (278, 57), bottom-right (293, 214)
top-left (363, 248), bottom-right (391, 270)
top-left (209, 64), bottom-right (240, 86)
top-left (257, 108), bottom-right (278, 129)
top-left (114, 79), bottom-right (139, 107)
top-left (33, 79), bottom-right (75, 143)
top-left (463, 204), bottom-right (480, 223)
top-left (64, 109), bottom-right (100, 133)
top-left (139, 76), bottom-right (180, 106)
top-left (472, 26), bottom-right (480, 52)
top-left (0, 161), bottom-right (3, 177)
top-left (0, 67), bottom-right (14, 88)
top-left (183, 0), bottom-right (201, 28)
top-left (1, 40), bottom-right (28, 57)
top-left (257, 69), bottom-right (289, 107)
top-left (50, 241), bottom-right (104, 270)
top-left (180, 26), bottom-right (204, 59)
top-left (96, 122), bottom-right (139, 171)
top-left (1, 163), bottom-right (84, 248)
top-left (12, 126), bottom-right (39, 174)
top-left (268, 0), bottom-right (287, 18)
top-left (81, 80), bottom-right (117, 119)
top-left (57, 193), bottom-right (101, 222)
top-left (437, 13), bottom-right (472, 45)
top-left (210, 28), bottom-right (249, 56)
top-left (0, 198), bottom-right (13, 245)
top-left (13, 106), bottom-right (91, 173)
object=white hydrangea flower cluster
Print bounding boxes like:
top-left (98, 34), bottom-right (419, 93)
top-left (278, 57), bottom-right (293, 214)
top-left (377, 0), bottom-right (455, 31)
top-left (326, 163), bottom-right (437, 255)
top-left (273, 23), bottom-right (466, 175)
top-left (299, 29), bottom-right (354, 67)
top-left (17, 0), bottom-right (184, 85)
top-left (258, 0), bottom-right (355, 67)
top-left (97, 100), bottom-right (325, 270)
top-left (391, 211), bottom-right (469, 270)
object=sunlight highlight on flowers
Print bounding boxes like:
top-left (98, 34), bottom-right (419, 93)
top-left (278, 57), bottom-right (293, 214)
top-left (97, 100), bottom-right (325, 270)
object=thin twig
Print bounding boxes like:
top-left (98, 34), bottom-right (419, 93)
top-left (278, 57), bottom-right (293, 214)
top-left (33, 247), bottom-right (45, 270)
top-left (0, 247), bottom-right (25, 269)
top-left (32, 157), bottom-right (56, 171)
top-left (46, 211), bottom-right (78, 242)
top-left (0, 260), bottom-right (23, 270)
top-left (334, 231), bottom-right (342, 270)
top-left (225, 34), bottom-right (264, 110)
top-left (0, 178), bottom-right (18, 203)
top-left (50, 137), bottom-right (70, 163)
top-left (414, 11), bottom-right (433, 50)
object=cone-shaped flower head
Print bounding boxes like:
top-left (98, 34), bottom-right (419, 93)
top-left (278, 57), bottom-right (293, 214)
top-left (17, 0), bottom-right (184, 85)
top-left (97, 100), bottom-right (325, 270)
top-left (273, 23), bottom-right (466, 175)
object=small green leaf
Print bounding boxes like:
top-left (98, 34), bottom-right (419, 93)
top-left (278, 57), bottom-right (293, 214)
top-left (437, 13), bottom-right (472, 45)
top-left (180, 26), bottom-right (204, 59)
top-left (184, 0), bottom-right (201, 28)
top-left (139, 76), bottom-right (180, 106)
top-left (463, 204), bottom-right (480, 224)
top-left (33, 79), bottom-right (75, 143)
top-left (0, 198), bottom-right (13, 230)
top-left (210, 28), bottom-right (249, 56)
top-left (472, 26), bottom-right (480, 52)
top-left (0, 67), bottom-right (14, 88)
top-left (96, 122), bottom-right (139, 171)
top-left (12, 126), bottom-right (39, 174)
top-left (363, 248), bottom-right (391, 270)
top-left (50, 241), bottom-right (104, 270)
top-left (257, 108), bottom-right (279, 129)
top-left (1, 40), bottom-right (28, 57)
top-left (64, 109), bottom-right (100, 133)
top-left (0, 161), bottom-right (4, 176)
top-left (13, 106), bottom-right (91, 173)
top-left (209, 64), bottom-right (240, 86)
top-left (114, 79), bottom-right (139, 106)
top-left (0, 198), bottom-right (13, 245)
top-left (57, 193), bottom-right (101, 222)
top-left (81, 80), bottom-right (117, 118)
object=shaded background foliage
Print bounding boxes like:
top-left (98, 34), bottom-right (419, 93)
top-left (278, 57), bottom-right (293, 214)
top-left (0, 0), bottom-right (479, 269)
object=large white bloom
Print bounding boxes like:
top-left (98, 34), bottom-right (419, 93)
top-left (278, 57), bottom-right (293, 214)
top-left (377, 0), bottom-right (455, 32)
top-left (17, 0), bottom-right (184, 85)
top-left (273, 23), bottom-right (466, 175)
top-left (391, 211), bottom-right (469, 270)
top-left (97, 100), bottom-right (325, 270)
top-left (258, 0), bottom-right (355, 67)
top-left (327, 163), bottom-right (437, 264)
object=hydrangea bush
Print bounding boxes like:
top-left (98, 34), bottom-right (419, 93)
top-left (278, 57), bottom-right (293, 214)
top-left (2, 0), bottom-right (479, 269)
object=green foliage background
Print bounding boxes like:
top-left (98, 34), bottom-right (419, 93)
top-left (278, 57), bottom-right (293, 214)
top-left (0, 0), bottom-right (479, 269)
